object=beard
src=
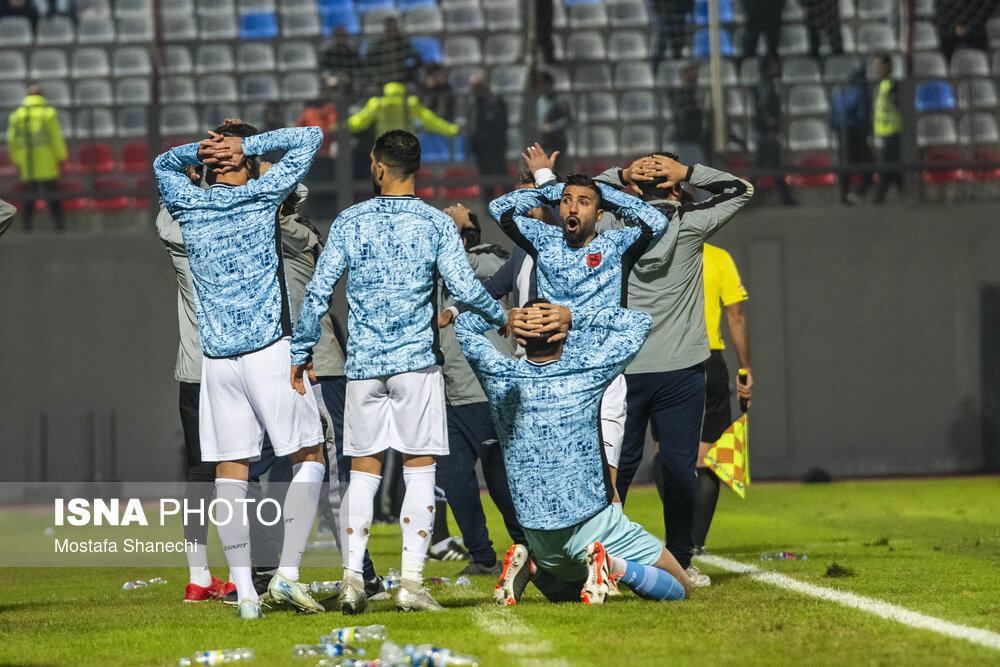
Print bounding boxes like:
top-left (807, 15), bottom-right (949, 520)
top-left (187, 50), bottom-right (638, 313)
top-left (562, 217), bottom-right (592, 247)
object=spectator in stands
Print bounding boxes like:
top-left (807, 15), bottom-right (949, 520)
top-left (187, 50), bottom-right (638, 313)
top-left (7, 84), bottom-right (67, 231)
top-left (742, 0), bottom-right (784, 61)
top-left (322, 25), bottom-right (362, 97)
top-left (534, 70), bottom-right (572, 177)
top-left (935, 0), bottom-right (1000, 61)
top-left (830, 68), bottom-right (875, 205)
top-left (801, 0), bottom-right (843, 58)
top-left (38, 0), bottom-right (76, 21)
top-left (651, 0), bottom-right (694, 70)
top-left (348, 81), bottom-right (458, 139)
top-left (0, 198), bottom-right (14, 238)
top-left (535, 0), bottom-right (555, 64)
top-left (752, 58), bottom-right (797, 206)
top-left (0, 0), bottom-right (40, 32)
top-left (673, 64), bottom-right (710, 168)
top-left (296, 100), bottom-right (339, 217)
top-left (365, 16), bottom-right (422, 85)
top-left (872, 54), bottom-right (903, 203)
top-left (420, 63), bottom-right (456, 122)
top-left (467, 74), bottom-right (508, 202)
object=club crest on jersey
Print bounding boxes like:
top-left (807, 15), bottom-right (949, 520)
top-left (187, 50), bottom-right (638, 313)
top-left (586, 252), bottom-right (602, 268)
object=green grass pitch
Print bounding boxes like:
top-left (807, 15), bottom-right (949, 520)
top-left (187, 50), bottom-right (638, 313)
top-left (1, 478), bottom-right (998, 666)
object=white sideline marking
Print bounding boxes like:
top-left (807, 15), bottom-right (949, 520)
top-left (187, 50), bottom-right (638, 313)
top-left (698, 555), bottom-right (1000, 651)
top-left (472, 608), bottom-right (569, 664)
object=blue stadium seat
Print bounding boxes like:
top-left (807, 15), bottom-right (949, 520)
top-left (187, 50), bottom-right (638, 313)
top-left (321, 9), bottom-right (361, 35)
top-left (693, 28), bottom-right (732, 59)
top-left (452, 134), bottom-right (465, 162)
top-left (563, 0), bottom-right (602, 6)
top-left (356, 0), bottom-right (395, 13)
top-left (411, 37), bottom-right (442, 64)
top-left (915, 80), bottom-right (956, 113)
top-left (695, 0), bottom-right (733, 25)
top-left (399, 0), bottom-right (437, 10)
top-left (418, 133), bottom-right (450, 163)
top-left (240, 12), bottom-right (278, 39)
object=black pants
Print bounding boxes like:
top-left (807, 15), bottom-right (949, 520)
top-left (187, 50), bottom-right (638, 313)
top-left (742, 0), bottom-right (784, 59)
top-left (651, 0), bottom-right (692, 64)
top-left (618, 365), bottom-right (706, 570)
top-left (535, 0), bottom-right (554, 63)
top-left (876, 134), bottom-right (903, 202)
top-left (22, 180), bottom-right (64, 231)
top-left (802, 0), bottom-right (843, 56)
top-left (839, 128), bottom-right (875, 202)
top-left (437, 403), bottom-right (525, 564)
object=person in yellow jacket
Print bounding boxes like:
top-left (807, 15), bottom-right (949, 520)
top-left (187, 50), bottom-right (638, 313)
top-left (873, 53), bottom-right (903, 203)
top-left (7, 85), bottom-right (68, 231)
top-left (348, 81), bottom-right (459, 139)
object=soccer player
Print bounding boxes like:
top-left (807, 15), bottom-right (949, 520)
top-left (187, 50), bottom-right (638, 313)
top-left (154, 123), bottom-right (327, 619)
top-left (487, 170), bottom-right (670, 498)
top-left (290, 130), bottom-right (507, 614)
top-left (455, 302), bottom-right (690, 605)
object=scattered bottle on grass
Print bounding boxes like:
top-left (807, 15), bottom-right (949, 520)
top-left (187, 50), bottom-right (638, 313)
top-left (315, 660), bottom-right (380, 667)
top-left (149, 577), bottom-right (168, 585)
top-left (310, 581), bottom-right (342, 595)
top-left (381, 641), bottom-right (480, 667)
top-left (424, 576), bottom-right (451, 586)
top-left (383, 569), bottom-right (401, 590)
top-left (292, 644), bottom-right (364, 659)
top-left (761, 552), bottom-right (808, 561)
top-left (322, 625), bottom-right (388, 644)
top-left (178, 648), bottom-right (254, 665)
top-left (454, 576), bottom-right (471, 586)
top-left (122, 580), bottom-right (148, 590)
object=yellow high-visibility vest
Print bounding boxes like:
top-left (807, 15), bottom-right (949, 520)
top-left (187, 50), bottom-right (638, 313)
top-left (874, 79), bottom-right (901, 137)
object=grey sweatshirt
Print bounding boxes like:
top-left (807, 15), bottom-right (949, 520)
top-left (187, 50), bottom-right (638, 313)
top-left (0, 199), bottom-right (15, 238)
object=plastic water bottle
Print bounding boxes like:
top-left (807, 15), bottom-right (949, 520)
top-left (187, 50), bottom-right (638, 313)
top-left (310, 581), bottom-right (342, 595)
top-left (455, 576), bottom-right (471, 586)
top-left (322, 625), bottom-right (388, 644)
top-left (316, 660), bottom-right (380, 667)
top-left (382, 641), bottom-right (480, 667)
top-left (761, 552), bottom-right (808, 561)
top-left (292, 644), bottom-right (364, 659)
top-left (122, 580), bottom-right (148, 590)
top-left (424, 576), bottom-right (451, 586)
top-left (178, 648), bottom-right (253, 665)
top-left (149, 577), bottom-right (168, 585)
top-left (383, 569), bottom-right (401, 591)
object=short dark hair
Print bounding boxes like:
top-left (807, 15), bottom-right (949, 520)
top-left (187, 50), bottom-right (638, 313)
top-left (536, 70), bottom-right (554, 87)
top-left (522, 298), bottom-right (564, 358)
top-left (563, 174), bottom-right (603, 209)
top-left (635, 152), bottom-right (678, 200)
top-left (213, 121), bottom-right (261, 179)
top-left (460, 211), bottom-right (481, 248)
top-left (875, 52), bottom-right (892, 67)
top-left (518, 165), bottom-right (558, 186)
top-left (373, 129), bottom-right (421, 177)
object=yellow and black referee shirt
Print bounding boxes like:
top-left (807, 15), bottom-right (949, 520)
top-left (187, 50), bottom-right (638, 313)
top-left (703, 244), bottom-right (748, 351)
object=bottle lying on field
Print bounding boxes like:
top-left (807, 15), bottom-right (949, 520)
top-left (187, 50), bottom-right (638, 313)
top-left (292, 644), bottom-right (364, 659)
top-left (178, 648), bottom-right (253, 665)
top-left (760, 552), bottom-right (808, 560)
top-left (309, 581), bottom-right (342, 594)
top-left (322, 625), bottom-right (388, 643)
top-left (380, 640), bottom-right (480, 666)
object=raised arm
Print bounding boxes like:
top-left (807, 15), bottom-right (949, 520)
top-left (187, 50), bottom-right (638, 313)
top-left (435, 211), bottom-right (507, 329)
top-left (0, 198), bottom-right (15, 238)
top-left (153, 142), bottom-right (203, 211)
top-left (411, 97), bottom-right (459, 137)
top-left (679, 164), bottom-right (753, 239)
top-left (454, 312), bottom-right (516, 379)
top-left (291, 224), bottom-right (347, 367)
top-left (347, 97), bottom-right (378, 133)
top-left (573, 308), bottom-right (653, 378)
top-left (488, 183), bottom-right (563, 254)
top-left (598, 182), bottom-right (670, 250)
top-left (243, 127), bottom-right (322, 204)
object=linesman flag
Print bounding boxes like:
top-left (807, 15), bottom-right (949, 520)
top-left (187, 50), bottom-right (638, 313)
top-left (703, 414), bottom-right (750, 498)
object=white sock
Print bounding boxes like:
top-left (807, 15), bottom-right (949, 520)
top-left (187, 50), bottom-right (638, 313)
top-left (277, 460), bottom-right (325, 581)
top-left (609, 555), bottom-right (627, 576)
top-left (186, 543), bottom-right (212, 587)
top-left (214, 479), bottom-right (256, 603)
top-left (340, 470), bottom-right (381, 574)
top-left (400, 464), bottom-right (436, 584)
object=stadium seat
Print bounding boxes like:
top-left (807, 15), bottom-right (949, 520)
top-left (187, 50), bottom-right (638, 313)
top-left (490, 64), bottom-right (528, 94)
top-left (58, 179), bottom-right (88, 212)
top-left (281, 72), bottom-right (320, 101)
top-left (200, 103), bottom-right (243, 129)
top-left (78, 17), bottom-right (116, 44)
top-left (75, 80), bottom-right (113, 107)
top-left (957, 78), bottom-right (998, 110)
top-left (160, 105), bottom-right (199, 136)
top-left (484, 34), bottom-right (521, 65)
top-left (118, 16), bottom-right (154, 42)
top-left (115, 0), bottom-right (151, 17)
top-left (440, 166), bottom-right (480, 199)
top-left (787, 154), bottom-right (836, 187)
top-left (0, 51), bottom-right (28, 81)
top-left (607, 0), bottom-right (648, 27)
top-left (444, 6), bottom-right (485, 32)
top-left (443, 36), bottom-right (482, 66)
top-left (572, 159), bottom-right (611, 176)
top-left (160, 0), bottom-right (195, 16)
top-left (198, 0), bottom-right (235, 15)
top-left (922, 147), bottom-right (962, 184)
top-left (959, 112), bottom-right (1000, 144)
top-left (117, 107), bottom-right (148, 138)
top-left (485, 2), bottom-right (522, 31)
top-left (950, 49), bottom-right (990, 77)
top-left (452, 133), bottom-right (466, 161)
top-left (578, 125), bottom-right (617, 158)
top-left (241, 74), bottom-right (280, 102)
top-left (161, 77), bottom-right (197, 104)
top-left (915, 80), bottom-right (956, 113)
top-left (404, 7), bottom-right (444, 34)
top-left (568, 2), bottom-right (608, 29)
top-left (290, 13), bottom-right (325, 37)
top-left (856, 22), bottom-right (896, 53)
top-left (163, 47), bottom-right (193, 75)
top-left (572, 64), bottom-right (612, 91)
top-left (694, 28), bottom-right (733, 59)
top-left (698, 60), bottom-right (737, 87)
top-left (619, 126), bottom-right (656, 155)
top-left (614, 63), bottom-right (655, 89)
top-left (91, 178), bottom-right (130, 212)
top-left (30, 51), bottom-right (69, 83)
top-left (695, 0), bottom-right (734, 24)
top-left (399, 0), bottom-right (437, 10)
top-left (777, 24), bottom-right (809, 57)
top-left (618, 90), bottom-right (655, 121)
top-left (238, 43), bottom-right (276, 73)
top-left (916, 114), bottom-right (958, 147)
top-left (857, 0), bottom-right (892, 20)
top-left (200, 15), bottom-right (239, 40)
top-left (415, 168), bottom-right (435, 199)
top-left (199, 74), bottom-right (240, 103)
top-left (737, 57), bottom-right (760, 87)
top-left (608, 31), bottom-right (649, 61)
top-left (912, 52), bottom-right (947, 78)
top-left (357, 0), bottom-right (396, 12)
top-left (72, 48), bottom-right (111, 79)
top-left (163, 15), bottom-right (198, 41)
top-left (447, 65), bottom-right (481, 95)
top-left (788, 85), bottom-right (829, 116)
top-left (316, 0), bottom-right (352, 14)
top-left (196, 46), bottom-right (235, 74)
top-left (240, 0), bottom-right (276, 11)
top-left (782, 56), bottom-right (821, 84)
top-left (240, 12), bottom-right (279, 39)
top-left (404, 36), bottom-right (439, 64)
top-left (362, 9), bottom-right (401, 35)
top-left (36, 80), bottom-right (70, 107)
top-left (581, 92), bottom-right (617, 123)
top-left (566, 32), bottom-right (607, 61)
top-left (967, 147), bottom-right (1000, 182)
top-left (0, 82), bottom-right (26, 109)
top-left (74, 108), bottom-right (115, 139)
top-left (912, 20), bottom-right (939, 51)
top-left (823, 54), bottom-right (861, 84)
top-left (76, 143), bottom-right (115, 175)
top-left (36, 16), bottom-right (75, 46)
top-left (116, 78), bottom-right (151, 106)
top-left (0, 17), bottom-right (33, 47)
top-left (787, 119), bottom-right (831, 151)
top-left (278, 43), bottom-right (318, 72)
top-left (112, 47), bottom-right (152, 77)
top-left (418, 133), bottom-right (450, 162)
top-left (988, 16), bottom-right (1000, 49)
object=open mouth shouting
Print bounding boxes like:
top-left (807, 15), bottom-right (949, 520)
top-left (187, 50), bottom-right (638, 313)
top-left (564, 216), bottom-right (580, 233)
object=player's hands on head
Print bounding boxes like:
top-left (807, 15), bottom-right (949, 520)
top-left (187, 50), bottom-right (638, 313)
top-left (643, 154), bottom-right (689, 189)
top-left (521, 142), bottom-right (559, 176)
top-left (443, 203), bottom-right (473, 232)
top-left (437, 309), bottom-right (455, 328)
top-left (290, 361), bottom-right (315, 395)
top-left (509, 303), bottom-right (572, 344)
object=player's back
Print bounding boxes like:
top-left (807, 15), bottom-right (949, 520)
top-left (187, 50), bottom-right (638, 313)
top-left (334, 195), bottom-right (448, 378)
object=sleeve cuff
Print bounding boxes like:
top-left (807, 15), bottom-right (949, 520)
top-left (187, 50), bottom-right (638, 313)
top-left (533, 167), bottom-right (556, 187)
top-left (447, 305), bottom-right (459, 318)
top-left (684, 165), bottom-right (694, 182)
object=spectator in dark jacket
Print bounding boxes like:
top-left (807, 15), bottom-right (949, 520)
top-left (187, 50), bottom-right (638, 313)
top-left (420, 63), bottom-right (456, 122)
top-left (935, 0), bottom-right (1000, 61)
top-left (651, 0), bottom-right (694, 70)
top-left (801, 0), bottom-right (844, 58)
top-left (467, 74), bottom-right (508, 201)
top-left (322, 25), bottom-right (362, 96)
top-left (742, 0), bottom-right (784, 60)
top-left (830, 68), bottom-right (875, 205)
top-left (534, 70), bottom-right (572, 176)
top-left (752, 58), bottom-right (797, 206)
top-left (0, 0), bottom-right (40, 32)
top-left (365, 16), bottom-right (422, 85)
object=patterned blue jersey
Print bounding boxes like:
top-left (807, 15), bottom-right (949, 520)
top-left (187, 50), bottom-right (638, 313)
top-left (455, 307), bottom-right (652, 530)
top-left (488, 183), bottom-right (669, 313)
top-left (292, 196), bottom-right (507, 379)
top-left (153, 127), bottom-right (322, 358)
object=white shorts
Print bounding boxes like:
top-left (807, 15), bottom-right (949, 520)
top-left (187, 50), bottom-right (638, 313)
top-left (343, 365), bottom-right (448, 458)
top-left (199, 338), bottom-right (324, 462)
top-left (600, 374), bottom-right (627, 469)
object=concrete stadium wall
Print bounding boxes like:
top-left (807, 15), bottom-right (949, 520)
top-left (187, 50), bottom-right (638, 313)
top-left (1, 200), bottom-right (996, 482)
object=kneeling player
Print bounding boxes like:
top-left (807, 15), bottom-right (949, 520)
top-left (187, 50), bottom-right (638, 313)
top-left (455, 301), bottom-right (691, 604)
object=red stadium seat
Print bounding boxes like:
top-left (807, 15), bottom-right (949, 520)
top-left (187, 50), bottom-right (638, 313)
top-left (439, 166), bottom-right (480, 199)
top-left (121, 142), bottom-right (149, 174)
top-left (921, 148), bottom-right (962, 184)
top-left (787, 154), bottom-right (836, 187)
top-left (0, 152), bottom-right (16, 179)
top-left (572, 160), bottom-right (611, 176)
top-left (91, 178), bottom-right (129, 212)
top-left (416, 168), bottom-right (435, 199)
top-left (968, 148), bottom-right (1000, 182)
top-left (75, 143), bottom-right (115, 175)
top-left (60, 179), bottom-right (88, 212)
